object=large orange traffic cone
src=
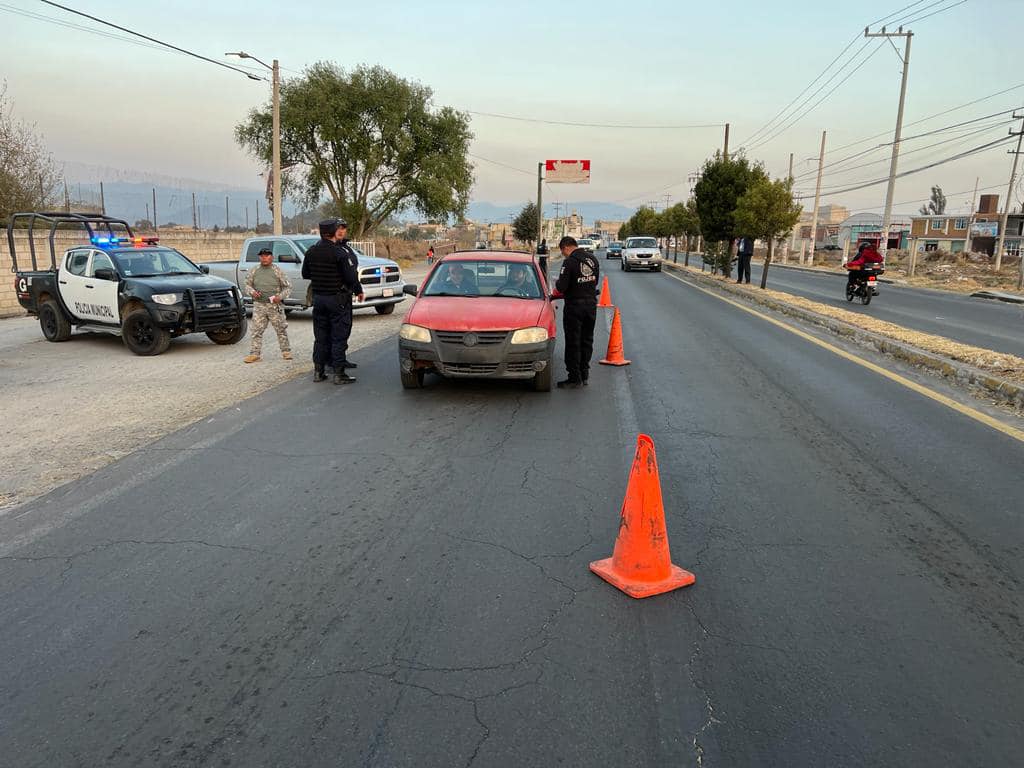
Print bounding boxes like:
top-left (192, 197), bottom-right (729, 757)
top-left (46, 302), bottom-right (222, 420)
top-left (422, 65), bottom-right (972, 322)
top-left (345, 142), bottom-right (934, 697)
top-left (598, 275), bottom-right (612, 307)
top-left (590, 434), bottom-right (695, 598)
top-left (599, 306), bottom-right (630, 366)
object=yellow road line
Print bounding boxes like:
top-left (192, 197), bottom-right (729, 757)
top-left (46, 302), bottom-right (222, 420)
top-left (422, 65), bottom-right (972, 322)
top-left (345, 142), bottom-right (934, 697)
top-left (662, 269), bottom-right (1024, 445)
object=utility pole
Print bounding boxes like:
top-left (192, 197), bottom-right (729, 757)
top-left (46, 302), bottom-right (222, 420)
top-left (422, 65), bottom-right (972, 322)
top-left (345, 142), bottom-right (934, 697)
top-left (272, 59), bottom-right (282, 234)
top-left (662, 193), bottom-right (672, 211)
top-left (255, 199), bottom-right (260, 230)
top-left (865, 25), bottom-right (913, 260)
top-left (723, 123), bottom-right (730, 160)
top-left (63, 180), bottom-right (70, 212)
top-left (783, 153), bottom-right (794, 263)
top-left (963, 176), bottom-right (979, 255)
top-left (245, 207), bottom-right (249, 231)
top-left (145, 202), bottom-right (150, 225)
top-left (192, 192), bottom-right (198, 230)
top-left (807, 131), bottom-right (826, 265)
top-left (99, 181), bottom-right (106, 215)
top-left (152, 188), bottom-right (158, 231)
top-left (225, 196), bottom-right (230, 230)
top-left (536, 162), bottom-right (546, 278)
top-left (994, 112), bottom-right (1024, 272)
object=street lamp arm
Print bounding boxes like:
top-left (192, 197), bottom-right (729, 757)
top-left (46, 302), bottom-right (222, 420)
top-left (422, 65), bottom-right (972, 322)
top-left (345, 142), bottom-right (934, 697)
top-left (226, 51), bottom-right (272, 72)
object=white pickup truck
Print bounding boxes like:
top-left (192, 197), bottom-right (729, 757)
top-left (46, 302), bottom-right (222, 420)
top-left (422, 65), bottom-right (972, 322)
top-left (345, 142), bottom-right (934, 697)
top-left (207, 235), bottom-right (407, 315)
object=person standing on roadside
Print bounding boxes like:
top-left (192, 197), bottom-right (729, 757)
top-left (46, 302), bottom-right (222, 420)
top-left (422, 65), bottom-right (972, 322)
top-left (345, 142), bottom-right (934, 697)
top-left (736, 236), bottom-right (754, 284)
top-left (552, 236), bottom-right (599, 389)
top-left (427, 245), bottom-right (435, 264)
top-left (243, 247), bottom-right (292, 363)
top-left (301, 218), bottom-right (364, 385)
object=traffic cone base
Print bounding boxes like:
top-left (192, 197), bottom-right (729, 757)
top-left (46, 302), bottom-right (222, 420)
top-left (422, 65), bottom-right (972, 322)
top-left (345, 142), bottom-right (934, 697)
top-left (599, 306), bottom-right (630, 366)
top-left (589, 558), bottom-right (695, 599)
top-left (598, 275), bottom-right (612, 307)
top-left (589, 434), bottom-right (695, 599)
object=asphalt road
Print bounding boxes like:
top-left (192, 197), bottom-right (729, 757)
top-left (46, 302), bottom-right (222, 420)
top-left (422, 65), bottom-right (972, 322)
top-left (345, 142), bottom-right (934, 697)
top-left (2, 261), bottom-right (1023, 767)
top-left (737, 259), bottom-right (1024, 358)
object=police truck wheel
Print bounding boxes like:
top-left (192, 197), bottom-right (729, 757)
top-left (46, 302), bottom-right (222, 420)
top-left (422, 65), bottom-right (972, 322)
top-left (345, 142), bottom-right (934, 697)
top-left (401, 368), bottom-right (424, 389)
top-left (375, 303), bottom-right (396, 315)
top-left (206, 315), bottom-right (248, 345)
top-left (121, 308), bottom-right (172, 356)
top-left (39, 298), bottom-right (72, 342)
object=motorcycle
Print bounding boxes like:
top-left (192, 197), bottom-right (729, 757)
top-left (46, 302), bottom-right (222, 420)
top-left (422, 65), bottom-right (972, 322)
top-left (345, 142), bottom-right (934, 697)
top-left (845, 265), bottom-right (883, 305)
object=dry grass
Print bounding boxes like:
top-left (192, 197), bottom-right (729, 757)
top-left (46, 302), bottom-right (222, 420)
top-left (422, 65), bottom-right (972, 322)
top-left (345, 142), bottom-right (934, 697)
top-left (680, 265), bottom-right (1024, 384)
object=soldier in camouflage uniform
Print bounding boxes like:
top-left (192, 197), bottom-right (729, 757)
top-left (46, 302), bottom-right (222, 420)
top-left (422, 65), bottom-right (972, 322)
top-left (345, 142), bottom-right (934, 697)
top-left (243, 248), bottom-right (293, 362)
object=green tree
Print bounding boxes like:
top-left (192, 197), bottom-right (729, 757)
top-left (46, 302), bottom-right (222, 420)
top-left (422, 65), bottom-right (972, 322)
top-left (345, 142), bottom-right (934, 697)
top-left (693, 152), bottom-right (767, 276)
top-left (919, 185), bottom-right (947, 215)
top-left (662, 201), bottom-right (701, 264)
top-left (512, 201), bottom-right (539, 246)
top-left (236, 62), bottom-right (473, 239)
top-left (733, 176), bottom-right (802, 289)
top-left (618, 222), bottom-right (631, 240)
top-left (0, 83), bottom-right (60, 221)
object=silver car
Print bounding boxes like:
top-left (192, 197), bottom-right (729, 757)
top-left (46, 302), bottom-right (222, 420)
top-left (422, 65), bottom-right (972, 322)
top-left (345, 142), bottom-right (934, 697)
top-left (621, 236), bottom-right (663, 272)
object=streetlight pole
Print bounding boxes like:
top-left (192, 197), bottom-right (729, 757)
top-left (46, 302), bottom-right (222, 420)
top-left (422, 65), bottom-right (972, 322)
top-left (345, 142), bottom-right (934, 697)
top-left (227, 52), bottom-right (282, 234)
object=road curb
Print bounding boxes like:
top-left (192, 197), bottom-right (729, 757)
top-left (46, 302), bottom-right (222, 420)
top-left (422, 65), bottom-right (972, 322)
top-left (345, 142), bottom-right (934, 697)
top-left (970, 290), bottom-right (1024, 305)
top-left (663, 262), bottom-right (1024, 410)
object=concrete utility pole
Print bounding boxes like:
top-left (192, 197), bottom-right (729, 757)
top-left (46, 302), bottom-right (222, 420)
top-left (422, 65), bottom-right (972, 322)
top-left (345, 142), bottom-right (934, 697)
top-left (63, 180), bottom-right (70, 212)
top-left (255, 199), bottom-right (260, 230)
top-left (994, 112), bottom-right (1024, 272)
top-left (723, 123), bottom-right (730, 160)
top-left (963, 176), bottom-right (979, 255)
top-left (536, 162), bottom-right (546, 278)
top-left (865, 25), bottom-right (913, 260)
top-left (152, 188), bottom-right (158, 231)
top-left (99, 181), bottom-right (105, 215)
top-left (226, 52), bottom-right (282, 234)
top-left (807, 131), bottom-right (826, 265)
top-left (192, 192), bottom-right (198, 230)
top-left (783, 153), bottom-right (794, 263)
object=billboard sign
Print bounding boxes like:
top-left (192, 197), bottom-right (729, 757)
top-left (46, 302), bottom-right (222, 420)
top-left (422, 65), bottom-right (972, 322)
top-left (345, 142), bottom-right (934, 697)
top-left (970, 221), bottom-right (998, 237)
top-left (545, 159), bottom-right (591, 184)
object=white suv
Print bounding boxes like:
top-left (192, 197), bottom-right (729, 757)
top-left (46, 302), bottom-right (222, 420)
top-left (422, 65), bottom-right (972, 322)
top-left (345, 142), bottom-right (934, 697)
top-left (621, 236), bottom-right (662, 272)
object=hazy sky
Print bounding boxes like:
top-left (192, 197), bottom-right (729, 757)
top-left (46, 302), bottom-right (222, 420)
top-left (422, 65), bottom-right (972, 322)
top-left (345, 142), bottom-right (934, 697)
top-left (3, 0), bottom-right (1022, 218)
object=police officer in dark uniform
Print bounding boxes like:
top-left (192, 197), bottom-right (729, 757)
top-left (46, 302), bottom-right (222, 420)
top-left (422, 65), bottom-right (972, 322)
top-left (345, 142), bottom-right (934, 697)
top-left (553, 235), bottom-right (600, 389)
top-left (301, 218), bottom-right (364, 384)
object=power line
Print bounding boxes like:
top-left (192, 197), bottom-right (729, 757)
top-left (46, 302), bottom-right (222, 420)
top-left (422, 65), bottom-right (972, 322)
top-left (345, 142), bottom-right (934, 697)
top-left (898, 0), bottom-right (970, 26)
top-left (795, 135), bottom-right (1015, 198)
top-left (745, 40), bottom-right (884, 152)
top-left (466, 111), bottom-right (723, 130)
top-left (36, 0), bottom-right (265, 80)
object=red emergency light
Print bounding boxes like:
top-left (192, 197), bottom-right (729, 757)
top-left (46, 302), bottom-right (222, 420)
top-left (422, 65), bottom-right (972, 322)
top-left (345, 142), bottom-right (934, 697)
top-left (130, 236), bottom-right (160, 246)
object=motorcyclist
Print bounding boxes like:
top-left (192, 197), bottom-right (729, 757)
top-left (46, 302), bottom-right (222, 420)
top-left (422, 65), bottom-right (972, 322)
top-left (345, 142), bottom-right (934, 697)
top-left (844, 241), bottom-right (884, 292)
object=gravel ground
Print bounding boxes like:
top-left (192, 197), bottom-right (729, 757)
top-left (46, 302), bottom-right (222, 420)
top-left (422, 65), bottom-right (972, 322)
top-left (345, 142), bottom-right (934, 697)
top-left (0, 265), bottom-right (427, 512)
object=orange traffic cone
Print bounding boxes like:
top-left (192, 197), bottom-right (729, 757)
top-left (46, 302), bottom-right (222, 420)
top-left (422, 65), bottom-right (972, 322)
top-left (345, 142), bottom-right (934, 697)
top-left (599, 306), bottom-right (630, 366)
top-left (598, 275), bottom-right (612, 307)
top-left (590, 434), bottom-right (695, 598)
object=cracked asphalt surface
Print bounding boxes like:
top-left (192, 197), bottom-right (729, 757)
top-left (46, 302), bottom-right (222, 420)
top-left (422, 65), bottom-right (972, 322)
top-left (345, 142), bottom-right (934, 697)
top-left (2, 261), bottom-right (1023, 766)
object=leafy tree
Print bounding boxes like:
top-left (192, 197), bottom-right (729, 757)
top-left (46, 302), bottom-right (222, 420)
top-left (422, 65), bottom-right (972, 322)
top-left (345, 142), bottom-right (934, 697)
top-left (512, 201), bottom-right (539, 246)
top-left (733, 176), bottom-right (802, 289)
top-left (133, 219), bottom-right (153, 231)
top-left (919, 185), bottom-right (947, 215)
top-left (693, 152), bottom-right (767, 276)
top-left (662, 201), bottom-right (701, 264)
top-left (0, 83), bottom-right (60, 221)
top-left (236, 62), bottom-right (473, 239)
top-left (618, 222), bottom-right (630, 240)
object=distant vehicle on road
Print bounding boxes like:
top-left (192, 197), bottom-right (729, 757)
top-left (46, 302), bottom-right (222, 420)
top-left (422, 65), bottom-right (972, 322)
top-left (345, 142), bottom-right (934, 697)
top-left (606, 241), bottom-right (623, 259)
top-left (10, 212), bottom-right (246, 355)
top-left (621, 236), bottom-right (663, 272)
top-left (586, 233), bottom-right (604, 249)
top-left (206, 235), bottom-right (405, 316)
top-left (576, 238), bottom-right (598, 253)
top-left (397, 251), bottom-right (555, 391)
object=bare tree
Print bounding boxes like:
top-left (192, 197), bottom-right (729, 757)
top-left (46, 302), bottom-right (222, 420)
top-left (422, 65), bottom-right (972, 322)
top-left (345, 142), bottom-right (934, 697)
top-left (0, 83), bottom-right (61, 221)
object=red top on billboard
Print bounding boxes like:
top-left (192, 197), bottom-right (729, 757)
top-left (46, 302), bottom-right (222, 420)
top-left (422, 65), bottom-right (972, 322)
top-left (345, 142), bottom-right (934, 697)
top-left (545, 160), bottom-right (591, 184)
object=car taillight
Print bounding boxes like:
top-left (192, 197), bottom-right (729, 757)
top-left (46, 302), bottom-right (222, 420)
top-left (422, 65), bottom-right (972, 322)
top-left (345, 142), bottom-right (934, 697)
top-left (868, 275), bottom-right (876, 281)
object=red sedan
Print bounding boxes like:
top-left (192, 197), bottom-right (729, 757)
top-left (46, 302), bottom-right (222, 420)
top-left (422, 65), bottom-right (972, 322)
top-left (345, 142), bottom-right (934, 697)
top-left (397, 251), bottom-right (556, 391)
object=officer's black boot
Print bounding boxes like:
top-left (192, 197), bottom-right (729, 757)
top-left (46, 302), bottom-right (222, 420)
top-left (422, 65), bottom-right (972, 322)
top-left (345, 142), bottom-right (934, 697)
top-left (333, 371), bottom-right (356, 385)
top-left (313, 365), bottom-right (327, 382)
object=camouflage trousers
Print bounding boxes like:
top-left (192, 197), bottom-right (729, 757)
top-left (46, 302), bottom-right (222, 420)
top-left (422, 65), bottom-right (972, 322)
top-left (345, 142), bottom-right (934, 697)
top-left (249, 302), bottom-right (290, 355)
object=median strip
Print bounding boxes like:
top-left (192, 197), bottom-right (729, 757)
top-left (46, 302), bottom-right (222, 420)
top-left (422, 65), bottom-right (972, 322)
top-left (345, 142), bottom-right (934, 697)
top-left (663, 261), bottom-right (1024, 410)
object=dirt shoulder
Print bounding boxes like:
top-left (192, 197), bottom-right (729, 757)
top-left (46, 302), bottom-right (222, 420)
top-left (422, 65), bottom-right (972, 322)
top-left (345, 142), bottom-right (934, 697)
top-left (0, 266), bottom-right (427, 512)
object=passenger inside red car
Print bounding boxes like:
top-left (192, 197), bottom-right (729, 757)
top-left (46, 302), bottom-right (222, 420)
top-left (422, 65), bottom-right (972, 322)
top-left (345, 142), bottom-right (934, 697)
top-left (437, 263), bottom-right (478, 295)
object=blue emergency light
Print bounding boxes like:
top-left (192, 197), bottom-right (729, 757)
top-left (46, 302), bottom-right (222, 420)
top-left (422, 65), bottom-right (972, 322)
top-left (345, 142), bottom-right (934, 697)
top-left (91, 236), bottom-right (122, 245)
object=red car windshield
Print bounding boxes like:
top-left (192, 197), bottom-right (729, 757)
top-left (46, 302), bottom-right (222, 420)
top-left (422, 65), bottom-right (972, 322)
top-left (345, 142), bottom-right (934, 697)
top-left (423, 261), bottom-right (542, 299)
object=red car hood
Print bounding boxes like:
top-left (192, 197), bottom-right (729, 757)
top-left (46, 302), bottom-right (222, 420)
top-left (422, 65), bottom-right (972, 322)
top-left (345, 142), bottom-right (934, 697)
top-left (408, 296), bottom-right (548, 331)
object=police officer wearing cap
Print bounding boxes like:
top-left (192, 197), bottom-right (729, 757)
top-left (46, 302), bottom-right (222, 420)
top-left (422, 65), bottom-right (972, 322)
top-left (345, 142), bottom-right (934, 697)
top-left (553, 235), bottom-right (600, 389)
top-left (301, 218), bottom-right (364, 384)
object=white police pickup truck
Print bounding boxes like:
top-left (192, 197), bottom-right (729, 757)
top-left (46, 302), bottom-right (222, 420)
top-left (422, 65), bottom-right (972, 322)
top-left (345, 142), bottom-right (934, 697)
top-left (207, 235), bottom-right (406, 315)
